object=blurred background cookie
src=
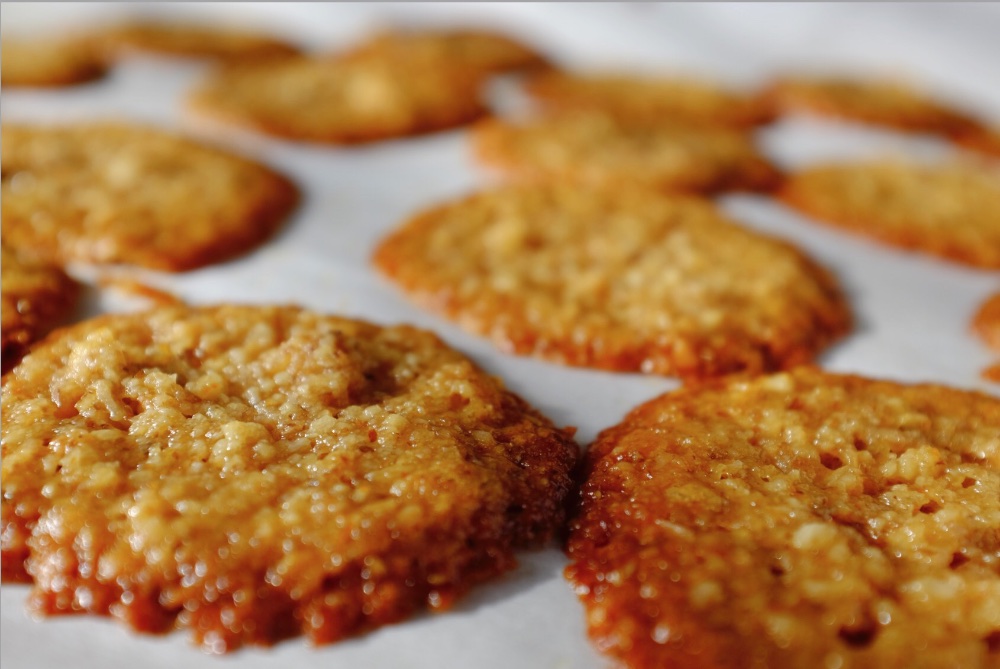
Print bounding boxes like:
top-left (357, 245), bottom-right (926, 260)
top-left (779, 160), bottom-right (1000, 269)
top-left (1, 122), bottom-right (298, 271)
top-left (1, 36), bottom-right (106, 87)
top-left (94, 20), bottom-right (299, 61)
top-left (373, 183), bottom-right (849, 378)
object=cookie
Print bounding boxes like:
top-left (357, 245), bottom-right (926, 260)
top-left (1, 123), bottom-right (297, 271)
top-left (1, 304), bottom-right (578, 651)
top-left (957, 126), bottom-right (1000, 158)
top-left (372, 183), bottom-right (850, 378)
top-left (95, 21), bottom-right (298, 61)
top-left (973, 293), bottom-right (1000, 351)
top-left (1, 36), bottom-right (106, 87)
top-left (1, 244), bottom-right (80, 372)
top-left (566, 368), bottom-right (1000, 669)
top-left (472, 112), bottom-right (782, 193)
top-left (523, 72), bottom-right (775, 128)
top-left (779, 160), bottom-right (1000, 269)
top-left (188, 54), bottom-right (488, 144)
top-left (346, 28), bottom-right (548, 77)
top-left (765, 77), bottom-right (978, 135)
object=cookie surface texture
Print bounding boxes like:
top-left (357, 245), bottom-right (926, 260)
top-left (566, 368), bottom-right (1000, 669)
top-left (0, 244), bottom-right (79, 371)
top-left (96, 21), bottom-right (298, 61)
top-left (1, 123), bottom-right (297, 271)
top-left (524, 72), bottom-right (775, 128)
top-left (1, 37), bottom-right (106, 87)
top-left (373, 184), bottom-right (849, 378)
top-left (189, 55), bottom-right (487, 143)
top-left (472, 113), bottom-right (781, 193)
top-left (1, 304), bottom-right (578, 651)
top-left (766, 77), bottom-right (977, 135)
top-left (780, 160), bottom-right (1000, 269)
top-left (347, 28), bottom-right (548, 76)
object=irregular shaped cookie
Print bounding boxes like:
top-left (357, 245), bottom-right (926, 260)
top-left (472, 112), bottom-right (781, 193)
top-left (1, 304), bottom-right (578, 651)
top-left (973, 292), bottom-right (1000, 382)
top-left (1, 244), bottom-right (80, 372)
top-left (1, 36), bottom-right (106, 87)
top-left (566, 368), bottom-right (1000, 669)
top-left (96, 21), bottom-right (298, 61)
top-left (780, 160), bottom-right (1000, 269)
top-left (346, 28), bottom-right (548, 77)
top-left (765, 77), bottom-right (978, 135)
top-left (524, 72), bottom-right (775, 128)
top-left (957, 126), bottom-right (1000, 158)
top-left (373, 184), bottom-right (849, 378)
top-left (1, 123), bottom-right (297, 271)
top-left (188, 54), bottom-right (487, 143)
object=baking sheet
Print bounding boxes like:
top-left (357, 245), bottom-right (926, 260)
top-left (2, 3), bottom-right (999, 668)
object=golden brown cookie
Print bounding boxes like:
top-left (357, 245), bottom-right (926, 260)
top-left (779, 160), bottom-right (1000, 269)
top-left (95, 21), bottom-right (298, 61)
top-left (1, 122), bottom-right (297, 271)
top-left (188, 54), bottom-right (488, 144)
top-left (472, 112), bottom-right (782, 194)
top-left (1, 304), bottom-right (578, 651)
top-left (524, 72), bottom-right (775, 128)
top-left (957, 126), bottom-right (1000, 158)
top-left (372, 184), bottom-right (850, 378)
top-left (973, 293), bottom-right (1000, 351)
top-left (566, 368), bottom-right (1000, 669)
top-left (346, 28), bottom-right (548, 77)
top-left (1, 244), bottom-right (80, 372)
top-left (765, 77), bottom-right (979, 135)
top-left (1, 36), bottom-right (106, 87)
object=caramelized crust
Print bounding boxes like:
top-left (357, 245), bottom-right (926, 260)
top-left (1, 305), bottom-right (578, 652)
top-left (373, 183), bottom-right (849, 378)
top-left (567, 368), bottom-right (1000, 668)
top-left (1, 123), bottom-right (297, 271)
top-left (780, 160), bottom-right (1000, 269)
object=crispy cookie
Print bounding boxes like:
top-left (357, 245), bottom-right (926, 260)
top-left (95, 21), bottom-right (298, 61)
top-left (472, 112), bottom-right (782, 194)
top-left (524, 72), bottom-right (775, 128)
top-left (1, 304), bottom-right (578, 651)
top-left (765, 77), bottom-right (978, 135)
top-left (780, 160), bottom-right (1000, 269)
top-left (1, 123), bottom-right (297, 271)
top-left (566, 368), bottom-right (1000, 669)
top-left (188, 54), bottom-right (487, 144)
top-left (372, 184), bottom-right (849, 378)
top-left (346, 28), bottom-right (548, 77)
top-left (1, 244), bottom-right (80, 372)
top-left (1, 36), bottom-right (106, 87)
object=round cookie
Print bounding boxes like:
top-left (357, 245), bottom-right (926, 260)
top-left (566, 368), bottom-right (1000, 669)
top-left (1, 244), bottom-right (80, 372)
top-left (524, 72), bottom-right (775, 128)
top-left (472, 112), bottom-right (782, 194)
top-left (1, 36), bottom-right (106, 87)
top-left (95, 21), bottom-right (298, 61)
top-left (779, 160), bottom-right (1000, 269)
top-left (765, 77), bottom-right (978, 135)
top-left (188, 54), bottom-right (488, 144)
top-left (1, 304), bottom-right (578, 651)
top-left (1, 123), bottom-right (298, 271)
top-left (372, 183), bottom-right (850, 378)
top-left (346, 28), bottom-right (548, 77)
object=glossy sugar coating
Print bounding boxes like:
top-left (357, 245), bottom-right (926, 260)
top-left (567, 368), bottom-right (1000, 669)
top-left (1, 305), bottom-right (578, 652)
